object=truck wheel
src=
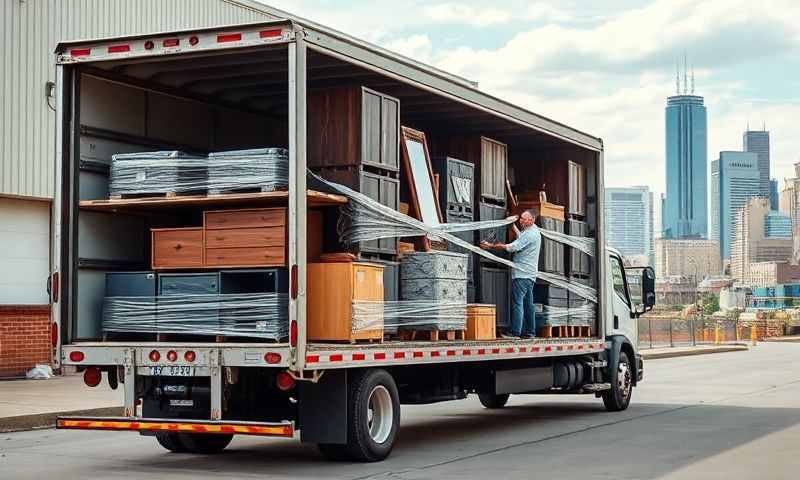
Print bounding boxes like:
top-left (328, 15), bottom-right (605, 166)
top-left (602, 351), bottom-right (633, 412)
top-left (155, 432), bottom-right (187, 452)
top-left (320, 369), bottom-right (400, 462)
top-left (478, 393), bottom-right (510, 409)
top-left (171, 434), bottom-right (233, 454)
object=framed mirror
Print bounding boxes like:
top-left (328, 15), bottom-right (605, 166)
top-left (400, 127), bottom-right (442, 227)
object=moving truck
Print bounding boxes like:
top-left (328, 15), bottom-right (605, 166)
top-left (51, 17), bottom-right (655, 462)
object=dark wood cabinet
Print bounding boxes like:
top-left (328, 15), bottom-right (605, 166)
top-left (431, 136), bottom-right (507, 204)
top-left (308, 86), bottom-right (400, 172)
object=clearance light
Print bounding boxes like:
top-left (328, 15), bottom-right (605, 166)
top-left (70, 48), bottom-right (91, 57)
top-left (276, 371), bottom-right (295, 391)
top-left (184, 351), bottom-right (196, 362)
top-left (166, 350), bottom-right (178, 362)
top-left (217, 33), bottom-right (242, 43)
top-left (107, 44), bottom-right (130, 53)
top-left (189, 36), bottom-right (199, 46)
top-left (264, 352), bottom-right (281, 364)
top-left (290, 320), bottom-right (298, 347)
top-left (149, 350), bottom-right (160, 362)
top-left (144, 41), bottom-right (154, 50)
top-left (259, 29), bottom-right (282, 38)
top-left (69, 351), bottom-right (85, 362)
top-left (163, 38), bottom-right (180, 48)
top-left (83, 367), bottom-right (102, 387)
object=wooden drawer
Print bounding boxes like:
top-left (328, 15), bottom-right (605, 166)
top-left (205, 227), bottom-right (286, 248)
top-left (205, 247), bottom-right (285, 267)
top-left (205, 208), bottom-right (286, 230)
top-left (152, 228), bottom-right (204, 269)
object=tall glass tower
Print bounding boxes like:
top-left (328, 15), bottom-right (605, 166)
top-left (662, 68), bottom-right (707, 239)
top-left (743, 129), bottom-right (770, 198)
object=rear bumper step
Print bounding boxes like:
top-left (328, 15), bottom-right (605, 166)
top-left (56, 416), bottom-right (294, 437)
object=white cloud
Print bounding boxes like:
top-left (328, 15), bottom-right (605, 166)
top-left (382, 34), bottom-right (434, 63)
top-left (421, 3), bottom-right (512, 27)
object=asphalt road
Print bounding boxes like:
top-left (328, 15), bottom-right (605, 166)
top-left (2, 343), bottom-right (799, 480)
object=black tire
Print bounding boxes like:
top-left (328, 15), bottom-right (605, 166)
top-left (174, 433), bottom-right (233, 454)
top-left (602, 351), bottom-right (633, 412)
top-left (478, 393), bottom-right (510, 409)
top-left (155, 432), bottom-right (187, 453)
top-left (320, 369), bottom-right (400, 462)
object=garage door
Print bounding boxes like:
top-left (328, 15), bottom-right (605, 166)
top-left (0, 198), bottom-right (50, 304)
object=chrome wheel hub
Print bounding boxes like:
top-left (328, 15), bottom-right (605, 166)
top-left (618, 360), bottom-right (632, 400)
top-left (367, 385), bottom-right (393, 444)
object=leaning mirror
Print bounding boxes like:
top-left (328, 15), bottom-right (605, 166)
top-left (400, 127), bottom-right (442, 227)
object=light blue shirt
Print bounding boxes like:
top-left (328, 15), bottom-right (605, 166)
top-left (506, 224), bottom-right (542, 280)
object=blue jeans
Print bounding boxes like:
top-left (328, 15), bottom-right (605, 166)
top-left (511, 278), bottom-right (536, 336)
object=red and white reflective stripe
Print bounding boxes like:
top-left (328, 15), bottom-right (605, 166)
top-left (57, 418), bottom-right (293, 437)
top-left (305, 342), bottom-right (605, 366)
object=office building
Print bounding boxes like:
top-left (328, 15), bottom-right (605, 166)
top-left (654, 238), bottom-right (721, 281)
top-left (770, 179), bottom-right (779, 211)
top-left (605, 186), bottom-right (655, 266)
top-left (710, 151), bottom-right (761, 260)
top-left (743, 129), bottom-right (771, 198)
top-left (731, 198), bottom-right (794, 285)
top-left (779, 163), bottom-right (800, 263)
top-left (662, 71), bottom-right (707, 239)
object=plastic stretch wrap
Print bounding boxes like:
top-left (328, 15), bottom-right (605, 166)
top-left (109, 149), bottom-right (289, 197)
top-left (102, 293), bottom-right (289, 340)
top-left (310, 171), bottom-right (599, 304)
top-left (207, 148), bottom-right (289, 193)
top-left (352, 301), bottom-right (466, 333)
top-left (536, 303), bottom-right (595, 327)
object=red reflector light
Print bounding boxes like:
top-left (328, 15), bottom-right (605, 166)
top-left (69, 351), bottom-right (84, 362)
top-left (143, 40), bottom-right (154, 50)
top-left (217, 33), bottom-right (242, 43)
top-left (260, 29), bottom-right (282, 38)
top-left (163, 38), bottom-right (180, 47)
top-left (166, 350), bottom-right (178, 362)
top-left (51, 322), bottom-right (58, 347)
top-left (149, 350), bottom-right (160, 362)
top-left (290, 320), bottom-right (298, 347)
top-left (264, 352), bottom-right (281, 364)
top-left (276, 371), bottom-right (295, 391)
top-left (83, 367), bottom-right (102, 387)
top-left (70, 48), bottom-right (91, 57)
top-left (184, 351), bottom-right (196, 362)
top-left (107, 44), bottom-right (130, 53)
top-left (189, 36), bottom-right (199, 46)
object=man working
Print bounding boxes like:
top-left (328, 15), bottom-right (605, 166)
top-left (480, 210), bottom-right (542, 339)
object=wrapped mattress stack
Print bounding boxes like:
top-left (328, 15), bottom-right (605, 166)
top-left (109, 151), bottom-right (206, 197)
top-left (207, 148), bottom-right (289, 194)
top-left (399, 251), bottom-right (468, 331)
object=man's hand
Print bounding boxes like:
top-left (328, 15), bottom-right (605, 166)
top-left (480, 240), bottom-right (492, 250)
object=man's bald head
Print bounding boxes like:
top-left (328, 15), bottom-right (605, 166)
top-left (520, 210), bottom-right (536, 229)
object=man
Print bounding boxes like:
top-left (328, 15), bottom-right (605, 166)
top-left (480, 210), bottom-right (542, 339)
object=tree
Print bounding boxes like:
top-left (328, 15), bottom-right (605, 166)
top-left (702, 294), bottom-right (719, 315)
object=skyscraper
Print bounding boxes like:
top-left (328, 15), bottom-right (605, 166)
top-left (710, 151), bottom-right (760, 260)
top-left (770, 179), bottom-right (779, 211)
top-left (605, 186), bottom-right (655, 266)
top-left (743, 129), bottom-right (770, 198)
top-left (662, 66), bottom-right (707, 239)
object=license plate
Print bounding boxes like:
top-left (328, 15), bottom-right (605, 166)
top-left (148, 365), bottom-right (195, 377)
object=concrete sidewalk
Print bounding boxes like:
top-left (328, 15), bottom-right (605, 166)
top-left (640, 344), bottom-right (748, 360)
top-left (0, 374), bottom-right (122, 433)
top-left (764, 335), bottom-right (800, 343)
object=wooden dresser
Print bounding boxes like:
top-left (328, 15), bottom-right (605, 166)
top-left (306, 262), bottom-right (384, 342)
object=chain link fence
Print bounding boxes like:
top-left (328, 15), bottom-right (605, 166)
top-left (637, 314), bottom-right (791, 349)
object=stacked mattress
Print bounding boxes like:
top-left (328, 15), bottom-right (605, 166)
top-left (399, 251), bottom-right (468, 331)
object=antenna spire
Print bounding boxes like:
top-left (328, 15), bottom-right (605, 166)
top-left (691, 64), bottom-right (695, 94)
top-left (676, 61), bottom-right (680, 94)
top-left (683, 52), bottom-right (688, 94)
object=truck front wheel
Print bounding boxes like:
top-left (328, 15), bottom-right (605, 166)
top-left (602, 351), bottom-right (633, 411)
top-left (318, 369), bottom-right (400, 462)
top-left (478, 393), bottom-right (510, 409)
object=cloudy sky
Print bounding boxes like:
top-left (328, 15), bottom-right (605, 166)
top-left (262, 0), bottom-right (800, 200)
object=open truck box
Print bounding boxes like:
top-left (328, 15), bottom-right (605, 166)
top-left (52, 19), bottom-right (644, 462)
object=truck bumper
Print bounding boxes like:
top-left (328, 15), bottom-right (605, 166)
top-left (57, 416), bottom-right (294, 437)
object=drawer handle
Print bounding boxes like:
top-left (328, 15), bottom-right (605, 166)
top-left (173, 243), bottom-right (183, 251)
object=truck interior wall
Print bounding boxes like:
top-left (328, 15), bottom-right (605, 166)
top-left (72, 67), bottom-right (288, 340)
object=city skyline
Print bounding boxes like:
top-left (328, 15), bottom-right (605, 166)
top-left (262, 0), bottom-right (800, 198)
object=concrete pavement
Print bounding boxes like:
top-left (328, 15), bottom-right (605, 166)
top-left (640, 343), bottom-right (748, 359)
top-left (1, 342), bottom-right (798, 479)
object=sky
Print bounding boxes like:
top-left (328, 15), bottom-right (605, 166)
top-left (260, 0), bottom-right (800, 202)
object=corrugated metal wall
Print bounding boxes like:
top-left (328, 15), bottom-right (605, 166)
top-left (0, 0), bottom-right (276, 199)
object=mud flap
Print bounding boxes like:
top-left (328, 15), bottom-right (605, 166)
top-left (298, 369), bottom-right (348, 444)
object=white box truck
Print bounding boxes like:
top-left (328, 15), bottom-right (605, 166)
top-left (51, 18), bottom-right (654, 462)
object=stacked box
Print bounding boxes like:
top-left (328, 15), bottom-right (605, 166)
top-left (400, 251), bottom-right (468, 331)
top-left (567, 290), bottom-right (595, 328)
top-left (538, 217), bottom-right (565, 275)
top-left (534, 283), bottom-right (569, 326)
top-left (566, 218), bottom-right (592, 280)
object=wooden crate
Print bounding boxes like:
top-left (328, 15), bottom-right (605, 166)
top-left (307, 262), bottom-right (384, 342)
top-left (465, 304), bottom-right (496, 340)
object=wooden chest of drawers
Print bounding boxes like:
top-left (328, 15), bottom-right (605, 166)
top-left (151, 208), bottom-right (289, 269)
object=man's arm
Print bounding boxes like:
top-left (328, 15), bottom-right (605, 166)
top-left (480, 230), bottom-right (531, 252)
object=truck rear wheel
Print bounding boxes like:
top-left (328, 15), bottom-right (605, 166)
top-left (318, 369), bottom-right (400, 462)
top-left (478, 393), bottom-right (510, 409)
top-left (602, 351), bottom-right (633, 412)
top-left (155, 432), bottom-right (233, 454)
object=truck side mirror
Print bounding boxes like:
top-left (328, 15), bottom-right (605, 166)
top-left (641, 266), bottom-right (656, 311)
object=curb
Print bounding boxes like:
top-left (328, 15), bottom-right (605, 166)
top-left (0, 406), bottom-right (123, 433)
top-left (764, 336), bottom-right (800, 343)
top-left (641, 345), bottom-right (748, 360)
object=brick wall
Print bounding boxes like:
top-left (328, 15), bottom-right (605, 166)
top-left (0, 305), bottom-right (52, 377)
